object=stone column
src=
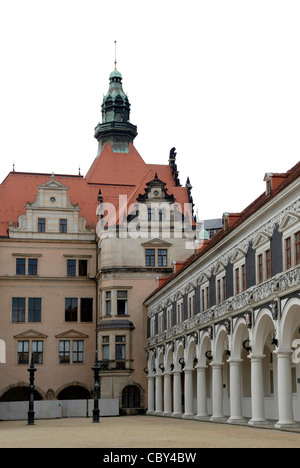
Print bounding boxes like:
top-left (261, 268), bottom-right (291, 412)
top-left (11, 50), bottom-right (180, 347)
top-left (227, 359), bottom-right (245, 424)
top-left (248, 354), bottom-right (268, 426)
top-left (172, 371), bottom-right (182, 417)
top-left (163, 372), bottom-right (172, 416)
top-left (275, 350), bottom-right (297, 428)
top-left (147, 375), bottom-right (155, 414)
top-left (183, 368), bottom-right (194, 419)
top-left (195, 365), bottom-right (208, 419)
top-left (210, 362), bottom-right (226, 421)
top-left (154, 374), bottom-right (163, 415)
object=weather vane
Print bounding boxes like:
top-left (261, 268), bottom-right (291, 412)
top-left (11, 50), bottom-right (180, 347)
top-left (114, 40), bottom-right (117, 70)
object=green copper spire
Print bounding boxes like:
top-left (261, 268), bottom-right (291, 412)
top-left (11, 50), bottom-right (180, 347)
top-left (94, 44), bottom-right (138, 154)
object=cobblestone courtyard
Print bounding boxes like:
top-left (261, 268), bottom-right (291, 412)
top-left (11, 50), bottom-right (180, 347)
top-left (0, 416), bottom-right (299, 448)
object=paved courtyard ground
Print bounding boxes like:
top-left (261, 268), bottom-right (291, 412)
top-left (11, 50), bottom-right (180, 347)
top-left (0, 415), bottom-right (299, 448)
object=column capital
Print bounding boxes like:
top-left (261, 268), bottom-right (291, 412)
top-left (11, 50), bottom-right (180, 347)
top-left (248, 354), bottom-right (265, 361)
top-left (228, 358), bottom-right (243, 365)
top-left (184, 367), bottom-right (195, 374)
top-left (210, 361), bottom-right (224, 368)
top-left (274, 348), bottom-right (293, 357)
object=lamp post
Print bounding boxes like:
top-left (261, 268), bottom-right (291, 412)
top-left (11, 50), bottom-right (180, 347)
top-left (27, 353), bottom-right (37, 425)
top-left (92, 352), bottom-right (100, 423)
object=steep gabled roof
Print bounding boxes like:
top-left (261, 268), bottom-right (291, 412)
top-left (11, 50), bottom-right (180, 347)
top-left (0, 143), bottom-right (191, 236)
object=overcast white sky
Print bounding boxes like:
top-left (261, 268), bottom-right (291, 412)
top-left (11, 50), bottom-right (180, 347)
top-left (0, 0), bottom-right (300, 220)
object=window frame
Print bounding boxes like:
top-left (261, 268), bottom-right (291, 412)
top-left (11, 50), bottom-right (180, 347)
top-left (145, 249), bottom-right (155, 267)
top-left (117, 290), bottom-right (128, 316)
top-left (60, 219), bottom-right (68, 233)
top-left (158, 249), bottom-right (168, 267)
top-left (38, 218), bottom-right (46, 233)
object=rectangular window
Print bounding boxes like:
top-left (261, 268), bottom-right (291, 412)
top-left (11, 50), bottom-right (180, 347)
top-left (286, 237), bottom-right (292, 270)
top-left (217, 279), bottom-right (221, 304)
top-left (158, 209), bottom-right (165, 221)
top-left (235, 268), bottom-right (240, 295)
top-left (102, 336), bottom-right (110, 360)
top-left (38, 218), bottom-right (46, 233)
top-left (59, 340), bottom-right (70, 364)
top-left (266, 249), bottom-right (271, 279)
top-left (117, 291), bottom-right (128, 316)
top-left (16, 258), bottom-right (25, 275)
top-left (80, 298), bottom-right (93, 322)
top-left (158, 249), bottom-right (167, 267)
top-left (18, 340), bottom-right (29, 364)
top-left (158, 312), bottom-right (163, 334)
top-left (258, 254), bottom-right (263, 283)
top-left (60, 219), bottom-right (68, 233)
top-left (79, 260), bottom-right (88, 277)
top-left (177, 301), bottom-right (183, 323)
top-left (242, 264), bottom-right (246, 292)
top-left (296, 232), bottom-right (300, 266)
top-left (65, 298), bottom-right (78, 322)
top-left (67, 259), bottom-right (76, 277)
top-left (28, 298), bottom-right (41, 322)
top-left (148, 208), bottom-right (155, 221)
top-left (145, 249), bottom-right (155, 267)
top-left (222, 276), bottom-right (226, 302)
top-left (32, 340), bottom-right (43, 364)
top-left (28, 258), bottom-right (38, 276)
top-left (73, 340), bottom-right (84, 363)
top-left (167, 307), bottom-right (173, 329)
top-left (12, 297), bottom-right (25, 322)
top-left (115, 336), bottom-right (126, 360)
top-left (105, 291), bottom-right (111, 316)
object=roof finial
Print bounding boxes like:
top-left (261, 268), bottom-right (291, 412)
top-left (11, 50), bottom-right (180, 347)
top-left (114, 40), bottom-right (117, 70)
top-left (12, 162), bottom-right (15, 172)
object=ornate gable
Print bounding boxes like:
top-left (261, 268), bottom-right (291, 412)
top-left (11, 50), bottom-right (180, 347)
top-left (9, 174), bottom-right (95, 240)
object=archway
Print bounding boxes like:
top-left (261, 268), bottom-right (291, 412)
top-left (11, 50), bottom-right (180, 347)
top-left (0, 385), bottom-right (42, 402)
top-left (57, 385), bottom-right (91, 400)
top-left (277, 298), bottom-right (300, 425)
top-left (122, 385), bottom-right (141, 409)
top-left (249, 308), bottom-right (275, 425)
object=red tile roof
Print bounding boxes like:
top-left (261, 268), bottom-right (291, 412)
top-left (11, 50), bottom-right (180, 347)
top-left (0, 143), bottom-right (190, 236)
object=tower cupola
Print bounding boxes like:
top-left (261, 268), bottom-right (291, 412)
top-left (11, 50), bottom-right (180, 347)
top-left (94, 61), bottom-right (138, 154)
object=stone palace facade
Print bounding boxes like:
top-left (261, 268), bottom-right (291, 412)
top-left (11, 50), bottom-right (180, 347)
top-left (145, 164), bottom-right (300, 429)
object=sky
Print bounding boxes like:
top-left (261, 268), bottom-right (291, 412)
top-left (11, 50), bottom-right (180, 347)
top-left (0, 0), bottom-right (300, 221)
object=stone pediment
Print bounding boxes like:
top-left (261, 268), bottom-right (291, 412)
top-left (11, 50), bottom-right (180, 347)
top-left (278, 212), bottom-right (300, 232)
top-left (253, 231), bottom-right (271, 249)
top-left (141, 238), bottom-right (172, 248)
top-left (14, 329), bottom-right (48, 339)
top-left (213, 261), bottom-right (227, 275)
top-left (231, 247), bottom-right (247, 263)
top-left (37, 176), bottom-right (69, 191)
top-left (55, 329), bottom-right (89, 339)
top-left (198, 272), bottom-right (210, 284)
